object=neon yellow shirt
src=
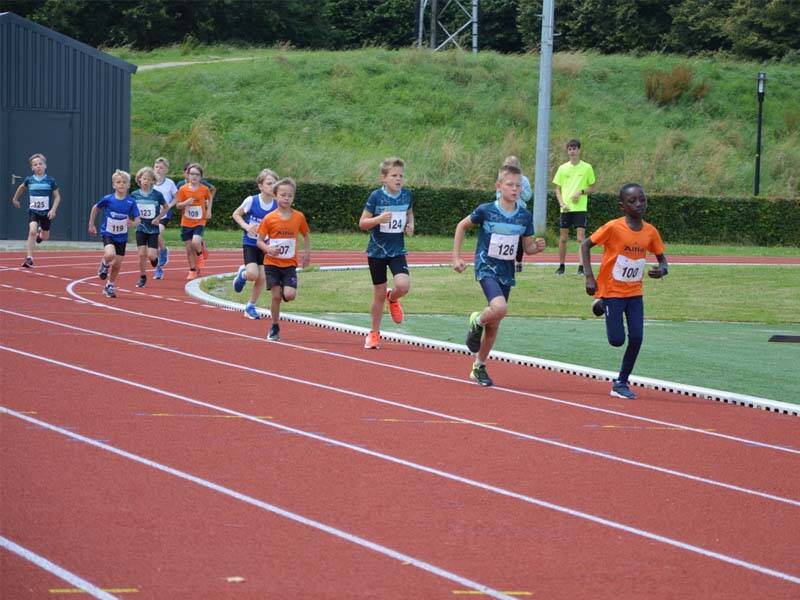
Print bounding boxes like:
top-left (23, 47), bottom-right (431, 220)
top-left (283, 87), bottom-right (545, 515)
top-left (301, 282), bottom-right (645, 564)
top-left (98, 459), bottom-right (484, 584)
top-left (552, 160), bottom-right (596, 212)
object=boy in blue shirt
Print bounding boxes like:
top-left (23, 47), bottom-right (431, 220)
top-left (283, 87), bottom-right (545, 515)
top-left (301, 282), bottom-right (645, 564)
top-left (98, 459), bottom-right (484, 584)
top-left (453, 164), bottom-right (546, 386)
top-left (10, 153), bottom-right (62, 268)
top-left (87, 170), bottom-right (140, 298)
top-left (358, 158), bottom-right (415, 349)
top-left (132, 166), bottom-right (167, 288)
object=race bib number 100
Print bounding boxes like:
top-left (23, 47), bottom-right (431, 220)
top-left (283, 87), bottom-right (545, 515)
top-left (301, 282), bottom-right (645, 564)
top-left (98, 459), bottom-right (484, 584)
top-left (379, 211), bottom-right (407, 233)
top-left (612, 255), bottom-right (646, 282)
top-left (488, 233), bottom-right (518, 260)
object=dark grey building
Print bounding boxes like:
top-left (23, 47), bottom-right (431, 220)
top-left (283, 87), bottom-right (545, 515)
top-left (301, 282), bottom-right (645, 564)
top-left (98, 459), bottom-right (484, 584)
top-left (0, 12), bottom-right (137, 241)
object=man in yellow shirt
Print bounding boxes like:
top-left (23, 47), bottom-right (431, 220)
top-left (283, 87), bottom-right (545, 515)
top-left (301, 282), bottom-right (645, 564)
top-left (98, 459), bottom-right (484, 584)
top-left (552, 139), bottom-right (596, 275)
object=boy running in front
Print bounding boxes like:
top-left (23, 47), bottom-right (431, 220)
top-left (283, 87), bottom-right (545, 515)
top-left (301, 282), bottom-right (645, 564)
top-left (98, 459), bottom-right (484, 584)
top-left (11, 153), bottom-right (62, 268)
top-left (87, 170), bottom-right (140, 298)
top-left (580, 183), bottom-right (669, 400)
top-left (358, 157), bottom-right (414, 349)
top-left (256, 178), bottom-right (311, 342)
top-left (453, 164), bottom-right (546, 386)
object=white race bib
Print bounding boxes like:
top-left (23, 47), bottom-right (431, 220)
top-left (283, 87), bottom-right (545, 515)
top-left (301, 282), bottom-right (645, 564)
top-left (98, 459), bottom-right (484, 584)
top-left (106, 216), bottom-right (128, 235)
top-left (487, 233), bottom-right (518, 260)
top-left (185, 205), bottom-right (203, 220)
top-left (270, 238), bottom-right (296, 258)
top-left (30, 196), bottom-right (50, 211)
top-left (137, 203), bottom-right (156, 219)
top-left (612, 255), bottom-right (646, 282)
top-left (379, 211), bottom-right (407, 233)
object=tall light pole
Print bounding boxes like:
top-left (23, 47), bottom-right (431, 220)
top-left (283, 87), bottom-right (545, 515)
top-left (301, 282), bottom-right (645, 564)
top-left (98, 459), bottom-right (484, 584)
top-left (754, 72), bottom-right (766, 196)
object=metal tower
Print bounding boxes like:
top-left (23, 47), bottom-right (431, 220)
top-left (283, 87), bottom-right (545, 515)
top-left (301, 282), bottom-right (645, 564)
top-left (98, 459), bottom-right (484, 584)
top-left (416, 0), bottom-right (478, 53)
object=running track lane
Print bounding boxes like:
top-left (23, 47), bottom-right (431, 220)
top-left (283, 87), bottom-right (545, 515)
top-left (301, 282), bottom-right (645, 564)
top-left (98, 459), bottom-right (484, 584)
top-left (1, 252), bottom-right (799, 599)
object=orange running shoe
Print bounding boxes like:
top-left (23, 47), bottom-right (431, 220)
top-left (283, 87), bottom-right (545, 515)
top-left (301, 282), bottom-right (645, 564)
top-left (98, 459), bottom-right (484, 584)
top-left (386, 288), bottom-right (404, 324)
top-left (364, 330), bottom-right (380, 349)
top-left (201, 240), bottom-right (209, 260)
top-left (196, 254), bottom-right (205, 269)
top-left (186, 270), bottom-right (198, 280)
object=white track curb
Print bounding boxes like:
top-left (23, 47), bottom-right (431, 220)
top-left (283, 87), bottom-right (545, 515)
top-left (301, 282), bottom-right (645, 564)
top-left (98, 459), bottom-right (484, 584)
top-left (186, 274), bottom-right (798, 418)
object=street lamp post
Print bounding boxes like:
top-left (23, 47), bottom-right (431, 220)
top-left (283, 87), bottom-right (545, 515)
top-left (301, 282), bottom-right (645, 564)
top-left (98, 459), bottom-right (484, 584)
top-left (754, 72), bottom-right (766, 196)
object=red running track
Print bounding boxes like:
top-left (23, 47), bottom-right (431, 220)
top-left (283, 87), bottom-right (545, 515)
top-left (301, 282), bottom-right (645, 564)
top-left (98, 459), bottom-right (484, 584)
top-left (1, 250), bottom-right (799, 599)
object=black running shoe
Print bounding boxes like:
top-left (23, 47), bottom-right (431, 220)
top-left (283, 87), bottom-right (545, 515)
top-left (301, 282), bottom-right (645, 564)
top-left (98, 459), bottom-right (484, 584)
top-left (592, 298), bottom-right (605, 317)
top-left (577, 265), bottom-right (585, 276)
top-left (554, 264), bottom-right (565, 275)
top-left (103, 284), bottom-right (116, 298)
top-left (267, 324), bottom-right (280, 341)
top-left (98, 260), bottom-right (109, 280)
top-left (136, 275), bottom-right (146, 288)
top-left (21, 257), bottom-right (33, 268)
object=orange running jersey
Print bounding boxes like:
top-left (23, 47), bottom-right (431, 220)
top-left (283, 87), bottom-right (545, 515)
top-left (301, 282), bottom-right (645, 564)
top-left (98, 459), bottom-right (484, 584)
top-left (590, 217), bottom-right (665, 298)
top-left (177, 184), bottom-right (211, 227)
top-left (257, 209), bottom-right (310, 267)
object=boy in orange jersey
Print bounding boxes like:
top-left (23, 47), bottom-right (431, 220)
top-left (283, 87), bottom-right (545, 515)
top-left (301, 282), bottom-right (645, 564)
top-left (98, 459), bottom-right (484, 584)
top-left (171, 163), bottom-right (212, 280)
top-left (256, 177), bottom-right (311, 341)
top-left (580, 183), bottom-right (669, 400)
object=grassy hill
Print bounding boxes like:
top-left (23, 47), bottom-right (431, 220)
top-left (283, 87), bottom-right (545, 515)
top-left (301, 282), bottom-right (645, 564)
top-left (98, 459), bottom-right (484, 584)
top-left (117, 45), bottom-right (799, 198)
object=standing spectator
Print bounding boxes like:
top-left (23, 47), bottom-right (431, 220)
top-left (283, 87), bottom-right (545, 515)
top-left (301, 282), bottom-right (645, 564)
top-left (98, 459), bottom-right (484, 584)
top-left (553, 139), bottom-right (596, 275)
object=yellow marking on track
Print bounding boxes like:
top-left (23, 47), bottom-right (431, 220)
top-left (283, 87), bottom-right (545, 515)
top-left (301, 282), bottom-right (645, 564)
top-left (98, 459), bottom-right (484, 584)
top-left (49, 588), bottom-right (139, 594)
top-left (452, 591), bottom-right (532, 596)
top-left (377, 418), bottom-right (497, 425)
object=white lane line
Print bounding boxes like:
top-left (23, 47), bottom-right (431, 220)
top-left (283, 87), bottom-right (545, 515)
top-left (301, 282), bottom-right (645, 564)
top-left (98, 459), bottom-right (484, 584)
top-left (2, 354), bottom-right (799, 587)
top-left (0, 536), bottom-right (118, 600)
top-left (58, 279), bottom-right (800, 454)
top-left (0, 407), bottom-right (516, 600)
top-left (2, 310), bottom-right (797, 507)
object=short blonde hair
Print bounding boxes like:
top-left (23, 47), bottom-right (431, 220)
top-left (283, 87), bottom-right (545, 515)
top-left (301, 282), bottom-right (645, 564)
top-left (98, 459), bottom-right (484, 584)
top-left (29, 153), bottom-right (46, 165)
top-left (136, 166), bottom-right (156, 184)
top-left (502, 155), bottom-right (521, 169)
top-left (154, 157), bottom-right (170, 168)
top-left (112, 169), bottom-right (131, 185)
top-left (273, 177), bottom-right (296, 195)
top-left (380, 157), bottom-right (404, 176)
top-left (497, 164), bottom-right (521, 182)
top-left (256, 168), bottom-right (279, 185)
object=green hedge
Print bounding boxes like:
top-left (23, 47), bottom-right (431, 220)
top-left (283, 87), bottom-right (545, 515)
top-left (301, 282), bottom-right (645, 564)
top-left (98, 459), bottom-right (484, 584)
top-left (210, 177), bottom-right (800, 246)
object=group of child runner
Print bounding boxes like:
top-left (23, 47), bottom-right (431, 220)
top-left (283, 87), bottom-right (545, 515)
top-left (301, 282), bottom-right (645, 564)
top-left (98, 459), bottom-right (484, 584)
top-left (12, 150), bottom-right (668, 398)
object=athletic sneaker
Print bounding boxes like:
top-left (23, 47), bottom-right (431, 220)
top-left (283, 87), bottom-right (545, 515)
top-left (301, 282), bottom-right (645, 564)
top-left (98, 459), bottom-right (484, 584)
top-left (21, 257), bottom-right (33, 268)
top-left (267, 324), bottom-right (280, 341)
top-left (244, 304), bottom-right (260, 320)
top-left (196, 254), bottom-right (205, 269)
top-left (186, 270), bottom-right (198, 280)
top-left (201, 241), bottom-right (209, 260)
top-left (591, 298), bottom-right (605, 317)
top-left (554, 264), bottom-right (565, 276)
top-left (153, 266), bottom-right (164, 280)
top-left (577, 265), bottom-right (585, 276)
top-left (136, 275), bottom-right (147, 288)
top-left (364, 330), bottom-right (380, 349)
top-left (386, 288), bottom-right (404, 324)
top-left (610, 379), bottom-right (636, 400)
top-left (35, 235), bottom-right (42, 244)
top-left (469, 362), bottom-right (493, 386)
top-left (465, 311), bottom-right (483, 353)
top-left (515, 261), bottom-right (523, 273)
top-left (158, 247), bottom-right (169, 267)
top-left (233, 265), bottom-right (247, 293)
top-left (98, 260), bottom-right (109, 280)
top-left (103, 283), bottom-right (116, 298)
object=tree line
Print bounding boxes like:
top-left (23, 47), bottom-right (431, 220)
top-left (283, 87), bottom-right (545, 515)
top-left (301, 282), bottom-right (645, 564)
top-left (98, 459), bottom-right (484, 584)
top-left (3, 0), bottom-right (798, 60)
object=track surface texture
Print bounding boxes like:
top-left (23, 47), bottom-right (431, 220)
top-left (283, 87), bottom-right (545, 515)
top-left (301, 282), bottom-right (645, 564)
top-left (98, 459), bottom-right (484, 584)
top-left (2, 250), bottom-right (798, 599)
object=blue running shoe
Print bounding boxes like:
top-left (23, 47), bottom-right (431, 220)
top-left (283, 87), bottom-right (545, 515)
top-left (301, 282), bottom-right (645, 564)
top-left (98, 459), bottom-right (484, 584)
top-left (153, 266), bottom-right (164, 280)
top-left (158, 247), bottom-right (169, 267)
top-left (233, 265), bottom-right (247, 293)
top-left (244, 304), bottom-right (260, 319)
top-left (610, 379), bottom-right (636, 400)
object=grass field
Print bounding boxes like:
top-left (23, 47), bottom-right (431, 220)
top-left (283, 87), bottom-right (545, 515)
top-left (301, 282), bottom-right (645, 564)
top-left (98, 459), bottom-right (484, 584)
top-left (117, 46), bottom-right (800, 199)
top-left (192, 231), bottom-right (800, 405)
